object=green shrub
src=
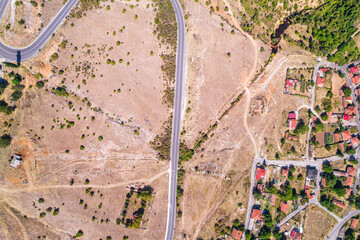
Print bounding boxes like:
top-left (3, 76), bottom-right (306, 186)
top-left (30, 1), bottom-right (38, 7)
top-left (98, 136), bottom-right (103, 141)
top-left (80, 145), bottom-right (85, 150)
top-left (39, 212), bottom-right (46, 218)
top-left (75, 230), bottom-right (83, 238)
top-left (11, 91), bottom-right (22, 101)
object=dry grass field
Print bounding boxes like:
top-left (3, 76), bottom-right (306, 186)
top-left (0, 0), bottom-right (64, 47)
top-left (303, 205), bottom-right (338, 240)
top-left (0, 0), bottom-right (173, 238)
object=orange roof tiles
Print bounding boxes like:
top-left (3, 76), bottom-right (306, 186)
top-left (347, 167), bottom-right (356, 176)
top-left (345, 106), bottom-right (357, 115)
top-left (352, 75), bottom-right (360, 85)
top-left (334, 133), bottom-right (340, 143)
top-left (231, 229), bottom-right (243, 240)
top-left (333, 199), bottom-right (346, 208)
top-left (351, 219), bottom-right (359, 229)
top-left (280, 201), bottom-right (288, 213)
top-left (345, 176), bottom-right (354, 186)
top-left (251, 209), bottom-right (262, 220)
top-left (341, 130), bottom-right (352, 141)
top-left (281, 167), bottom-right (289, 177)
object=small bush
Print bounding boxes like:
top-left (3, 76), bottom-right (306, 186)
top-left (36, 81), bottom-right (44, 88)
top-left (80, 145), bottom-right (85, 150)
top-left (98, 136), bottom-right (103, 141)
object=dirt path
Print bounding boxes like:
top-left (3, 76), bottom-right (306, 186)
top-left (222, 0), bottom-right (259, 157)
top-left (4, 206), bottom-right (28, 240)
top-left (0, 169), bottom-right (168, 193)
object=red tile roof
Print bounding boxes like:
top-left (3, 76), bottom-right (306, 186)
top-left (334, 133), bottom-right (340, 143)
top-left (321, 178), bottom-right (326, 187)
top-left (341, 130), bottom-right (352, 141)
top-left (351, 219), bottom-right (359, 229)
top-left (345, 105), bottom-right (357, 116)
top-left (282, 167), bottom-right (289, 177)
top-left (345, 176), bottom-right (354, 186)
top-left (251, 209), bottom-right (262, 220)
top-left (288, 119), bottom-right (297, 130)
top-left (316, 74), bottom-right (325, 87)
top-left (333, 199), bottom-right (346, 208)
top-left (290, 230), bottom-right (302, 240)
top-left (352, 75), bottom-right (360, 85)
top-left (288, 112), bottom-right (296, 119)
top-left (280, 201), bottom-right (288, 213)
top-left (344, 114), bottom-right (350, 121)
top-left (347, 166), bottom-right (356, 177)
top-left (305, 189), bottom-right (313, 200)
top-left (339, 142), bottom-right (345, 152)
top-left (256, 167), bottom-right (266, 180)
top-left (346, 188), bottom-right (352, 196)
top-left (351, 137), bottom-right (358, 147)
top-left (231, 228), bottom-right (243, 240)
top-left (286, 79), bottom-right (295, 88)
top-left (350, 65), bottom-right (359, 74)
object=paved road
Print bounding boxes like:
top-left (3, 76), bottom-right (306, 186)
top-left (164, 0), bottom-right (185, 239)
top-left (0, 0), bottom-right (78, 61)
top-left (327, 210), bottom-right (360, 240)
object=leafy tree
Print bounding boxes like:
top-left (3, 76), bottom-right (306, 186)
top-left (36, 81), bottom-right (44, 88)
top-left (294, 121), bottom-right (309, 135)
top-left (345, 228), bottom-right (355, 240)
top-left (323, 162), bottom-right (333, 173)
top-left (334, 180), bottom-right (346, 197)
top-left (0, 134), bottom-right (11, 148)
top-left (343, 86), bottom-right (352, 97)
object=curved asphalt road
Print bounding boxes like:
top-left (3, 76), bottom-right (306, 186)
top-left (164, 0), bottom-right (185, 239)
top-left (0, 0), bottom-right (78, 62)
top-left (0, 0), bottom-right (185, 238)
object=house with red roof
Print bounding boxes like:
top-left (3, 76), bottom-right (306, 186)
top-left (305, 187), bottom-right (313, 200)
top-left (352, 75), bottom-right (360, 85)
top-left (251, 209), bottom-right (263, 220)
top-left (347, 166), bottom-right (356, 176)
top-left (343, 114), bottom-right (350, 121)
top-left (231, 228), bottom-right (243, 240)
top-left (333, 199), bottom-right (346, 208)
top-left (256, 167), bottom-right (266, 180)
top-left (285, 79), bottom-right (296, 89)
top-left (341, 130), bottom-right (352, 141)
top-left (288, 119), bottom-right (297, 130)
top-left (281, 167), bottom-right (289, 177)
top-left (288, 112), bottom-right (297, 119)
top-left (334, 133), bottom-right (340, 142)
top-left (345, 176), bottom-right (354, 186)
top-left (339, 142), bottom-right (345, 152)
top-left (346, 188), bottom-right (352, 196)
top-left (350, 219), bottom-right (359, 229)
top-left (290, 229), bottom-right (302, 240)
top-left (321, 178), bottom-right (326, 187)
top-left (280, 201), bottom-right (288, 213)
top-left (345, 106), bottom-right (356, 116)
top-left (350, 65), bottom-right (359, 74)
top-left (350, 137), bottom-right (358, 147)
top-left (316, 74), bottom-right (325, 87)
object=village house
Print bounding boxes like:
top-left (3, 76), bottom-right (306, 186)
top-left (281, 167), bottom-right (289, 177)
top-left (251, 209), bottom-right (263, 221)
top-left (351, 74), bottom-right (360, 85)
top-left (305, 187), bottom-right (313, 200)
top-left (333, 199), bottom-right (346, 208)
top-left (333, 170), bottom-right (346, 177)
top-left (10, 154), bottom-right (22, 168)
top-left (287, 112), bottom-right (297, 130)
top-left (256, 166), bottom-right (266, 180)
top-left (231, 228), bottom-right (243, 240)
top-left (350, 219), bottom-right (359, 229)
top-left (285, 132), bottom-right (298, 141)
top-left (344, 176), bottom-right (354, 186)
top-left (347, 166), bottom-right (356, 176)
top-left (316, 73), bottom-right (325, 87)
top-left (345, 105), bottom-right (356, 116)
top-left (341, 130), bottom-right (352, 142)
top-left (280, 201), bottom-right (288, 213)
top-left (290, 229), bottom-right (302, 240)
top-left (306, 168), bottom-right (317, 181)
top-left (350, 65), bottom-right (359, 75)
top-left (346, 188), bottom-right (352, 196)
top-left (285, 79), bottom-right (297, 93)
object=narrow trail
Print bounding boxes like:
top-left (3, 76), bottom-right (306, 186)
top-left (4, 206), bottom-right (29, 240)
top-left (222, 0), bottom-right (259, 157)
top-left (0, 169), bottom-right (168, 194)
